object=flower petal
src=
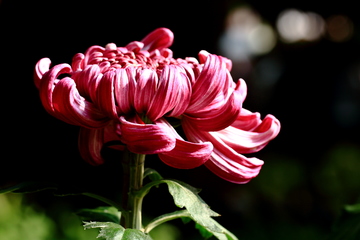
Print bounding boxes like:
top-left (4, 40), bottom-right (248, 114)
top-left (186, 54), bottom-right (228, 113)
top-left (182, 118), bottom-right (267, 184)
top-left (141, 28), bottom-right (174, 52)
top-left (159, 139), bottom-right (213, 169)
top-left (205, 151), bottom-right (263, 184)
top-left (147, 65), bottom-right (191, 121)
top-left (209, 113), bottom-right (281, 154)
top-left (158, 121), bottom-right (212, 169)
top-left (134, 69), bottom-right (158, 114)
top-left (52, 77), bottom-right (109, 128)
top-left (34, 58), bottom-right (51, 88)
top-left (78, 121), bottom-right (124, 166)
top-left (38, 63), bottom-right (72, 115)
top-left (114, 68), bottom-right (135, 115)
top-left (78, 127), bottom-right (106, 166)
top-left (119, 116), bottom-right (176, 154)
top-left (96, 70), bottom-right (118, 119)
top-left (183, 79), bottom-right (247, 131)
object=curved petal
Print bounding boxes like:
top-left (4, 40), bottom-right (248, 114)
top-left (134, 69), bottom-right (158, 114)
top-left (72, 53), bottom-right (85, 71)
top-left (141, 28), bottom-right (174, 52)
top-left (72, 64), bottom-right (102, 102)
top-left (78, 127), bottom-right (106, 166)
top-left (209, 114), bottom-right (281, 154)
top-left (52, 77), bottom-right (109, 128)
top-left (38, 63), bottom-right (72, 115)
top-left (232, 109), bottom-right (262, 131)
top-left (147, 65), bottom-right (191, 121)
top-left (159, 139), bottom-right (213, 169)
top-left (78, 121), bottom-right (125, 166)
top-left (158, 121), bottom-right (213, 169)
top-left (204, 151), bottom-right (263, 184)
top-left (114, 68), bottom-right (135, 115)
top-left (183, 79), bottom-right (246, 131)
top-left (34, 58), bottom-right (51, 88)
top-left (186, 54), bottom-right (228, 113)
top-left (182, 118), bottom-right (266, 184)
top-left (119, 116), bottom-right (176, 154)
top-left (96, 71), bottom-right (118, 119)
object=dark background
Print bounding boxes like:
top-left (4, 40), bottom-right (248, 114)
top-left (1, 0), bottom-right (360, 239)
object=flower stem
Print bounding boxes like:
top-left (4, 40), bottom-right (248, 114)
top-left (121, 149), bottom-right (145, 230)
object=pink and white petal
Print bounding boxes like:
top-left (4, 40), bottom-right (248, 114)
top-left (78, 127), bottom-right (106, 166)
top-left (134, 69), bottom-right (158, 114)
top-left (96, 71), bottom-right (118, 120)
top-left (158, 120), bottom-right (212, 169)
top-left (182, 120), bottom-right (263, 183)
top-left (205, 151), bottom-right (263, 184)
top-left (183, 81), bottom-right (244, 131)
top-left (34, 58), bottom-right (51, 88)
top-left (186, 55), bottom-right (228, 113)
top-left (83, 45), bottom-right (105, 66)
top-left (232, 109), bottom-right (262, 131)
top-left (38, 63), bottom-right (72, 114)
top-left (141, 28), bottom-right (174, 52)
top-left (147, 65), bottom-right (191, 121)
top-left (72, 53), bottom-right (85, 71)
top-left (211, 114), bottom-right (281, 154)
top-left (72, 64), bottom-right (102, 101)
top-left (52, 77), bottom-right (109, 128)
top-left (158, 139), bottom-right (213, 169)
top-left (113, 68), bottom-right (134, 115)
top-left (119, 116), bottom-right (176, 154)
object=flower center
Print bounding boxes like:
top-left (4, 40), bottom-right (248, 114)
top-left (86, 43), bottom-right (178, 73)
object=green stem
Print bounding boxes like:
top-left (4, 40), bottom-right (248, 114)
top-left (121, 150), bottom-right (146, 230)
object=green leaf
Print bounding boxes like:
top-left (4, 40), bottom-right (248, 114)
top-left (76, 206), bottom-right (121, 223)
top-left (195, 223), bottom-right (214, 239)
top-left (83, 222), bottom-right (152, 240)
top-left (162, 179), bottom-right (238, 240)
top-left (0, 181), bottom-right (58, 194)
top-left (327, 203), bottom-right (360, 240)
top-left (143, 168), bottom-right (163, 182)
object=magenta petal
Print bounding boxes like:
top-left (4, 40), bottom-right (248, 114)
top-left (182, 118), bottom-right (266, 184)
top-left (159, 139), bottom-right (213, 169)
top-left (78, 127), bottom-right (106, 166)
top-left (147, 65), bottom-right (191, 121)
top-left (205, 152), bottom-right (263, 184)
top-left (78, 121), bottom-right (124, 166)
top-left (38, 63), bottom-right (72, 115)
top-left (208, 114), bottom-right (281, 154)
top-left (96, 71), bottom-right (118, 119)
top-left (119, 116), bottom-right (176, 154)
top-left (141, 28), bottom-right (174, 52)
top-left (186, 54), bottom-right (228, 113)
top-left (34, 58), bottom-right (51, 88)
top-left (134, 69), bottom-right (158, 114)
top-left (158, 121), bottom-right (213, 169)
top-left (183, 80), bottom-right (246, 131)
top-left (52, 77), bottom-right (109, 128)
top-left (114, 68), bottom-right (135, 115)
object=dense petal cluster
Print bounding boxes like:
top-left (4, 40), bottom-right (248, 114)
top-left (34, 28), bottom-right (280, 183)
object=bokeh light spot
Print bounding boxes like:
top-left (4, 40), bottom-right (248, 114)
top-left (276, 9), bottom-right (325, 43)
top-left (326, 15), bottom-right (354, 42)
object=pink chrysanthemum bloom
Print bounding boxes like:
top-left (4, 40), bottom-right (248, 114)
top-left (34, 28), bottom-right (280, 184)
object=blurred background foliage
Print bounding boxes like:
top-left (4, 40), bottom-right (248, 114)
top-left (1, 0), bottom-right (360, 239)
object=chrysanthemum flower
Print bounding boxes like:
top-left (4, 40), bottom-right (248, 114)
top-left (34, 28), bottom-right (280, 184)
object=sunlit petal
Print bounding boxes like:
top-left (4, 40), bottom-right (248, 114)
top-left (141, 27), bottom-right (174, 52)
top-left (52, 77), bottom-right (109, 128)
top-left (119, 116), bottom-right (176, 154)
top-left (34, 58), bottom-right (51, 88)
top-left (158, 121), bottom-right (212, 169)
